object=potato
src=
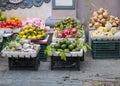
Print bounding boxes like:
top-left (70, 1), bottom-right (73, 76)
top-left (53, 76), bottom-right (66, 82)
top-left (97, 19), bottom-right (101, 22)
top-left (98, 10), bottom-right (103, 14)
top-left (103, 12), bottom-right (109, 17)
top-left (98, 15), bottom-right (103, 19)
top-left (94, 22), bottom-right (100, 28)
top-left (112, 22), bottom-right (117, 26)
top-left (93, 16), bottom-right (98, 21)
top-left (89, 23), bottom-right (93, 27)
top-left (90, 18), bottom-right (95, 23)
top-left (93, 12), bottom-right (98, 16)
top-left (99, 8), bottom-right (104, 12)
top-left (101, 18), bottom-right (106, 24)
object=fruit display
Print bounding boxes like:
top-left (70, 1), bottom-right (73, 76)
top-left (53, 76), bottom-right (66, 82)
top-left (54, 17), bottom-right (84, 38)
top-left (89, 8), bottom-right (120, 29)
top-left (91, 26), bottom-right (117, 37)
top-left (44, 38), bottom-right (91, 61)
top-left (18, 25), bottom-right (47, 39)
top-left (0, 10), bottom-right (7, 21)
top-left (1, 39), bottom-right (40, 58)
top-left (23, 18), bottom-right (50, 31)
top-left (4, 40), bottom-right (39, 52)
top-left (0, 16), bottom-right (22, 28)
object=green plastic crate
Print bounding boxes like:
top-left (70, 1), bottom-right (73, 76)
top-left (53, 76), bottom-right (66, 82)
top-left (39, 44), bottom-right (48, 61)
top-left (91, 40), bottom-right (120, 59)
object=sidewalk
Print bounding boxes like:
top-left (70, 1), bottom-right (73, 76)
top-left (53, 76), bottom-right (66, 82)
top-left (0, 52), bottom-right (120, 86)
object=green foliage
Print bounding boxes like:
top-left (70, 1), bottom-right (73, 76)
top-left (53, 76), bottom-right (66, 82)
top-left (44, 45), bottom-right (51, 55)
top-left (44, 38), bottom-right (92, 61)
top-left (3, 35), bottom-right (21, 49)
top-left (0, 37), bottom-right (3, 43)
top-left (76, 39), bottom-right (92, 53)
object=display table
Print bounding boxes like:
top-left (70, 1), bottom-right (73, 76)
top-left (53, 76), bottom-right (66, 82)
top-left (32, 35), bottom-right (49, 61)
top-left (1, 44), bottom-right (40, 70)
top-left (89, 31), bottom-right (120, 59)
top-left (50, 49), bottom-right (84, 71)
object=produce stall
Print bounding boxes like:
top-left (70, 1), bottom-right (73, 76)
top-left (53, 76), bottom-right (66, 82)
top-left (45, 38), bottom-right (91, 70)
top-left (1, 39), bottom-right (40, 70)
top-left (52, 18), bottom-right (85, 42)
top-left (88, 8), bottom-right (120, 59)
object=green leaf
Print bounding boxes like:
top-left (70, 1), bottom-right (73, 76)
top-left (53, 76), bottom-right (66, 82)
top-left (82, 46), bottom-right (87, 53)
top-left (57, 49), bottom-right (63, 52)
top-left (0, 37), bottom-right (3, 43)
top-left (85, 43), bottom-right (92, 50)
top-left (44, 45), bottom-right (51, 55)
top-left (61, 52), bottom-right (66, 61)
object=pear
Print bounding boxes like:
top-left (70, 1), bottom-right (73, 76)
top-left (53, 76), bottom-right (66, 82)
top-left (107, 32), bottom-right (113, 36)
top-left (110, 27), bottom-right (116, 34)
top-left (0, 14), bottom-right (7, 21)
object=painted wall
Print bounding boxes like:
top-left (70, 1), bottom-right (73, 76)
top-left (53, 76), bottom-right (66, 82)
top-left (2, 0), bottom-right (120, 40)
top-left (3, 2), bottom-right (52, 21)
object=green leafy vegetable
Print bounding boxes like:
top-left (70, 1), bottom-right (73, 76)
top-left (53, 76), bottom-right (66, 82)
top-left (44, 45), bottom-right (51, 55)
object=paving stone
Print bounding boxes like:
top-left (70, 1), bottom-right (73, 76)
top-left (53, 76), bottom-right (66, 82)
top-left (0, 52), bottom-right (120, 85)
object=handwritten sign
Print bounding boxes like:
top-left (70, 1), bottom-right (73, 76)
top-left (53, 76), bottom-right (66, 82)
top-left (9, 0), bottom-right (23, 4)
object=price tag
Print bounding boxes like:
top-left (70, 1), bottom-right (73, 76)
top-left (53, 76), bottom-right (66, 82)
top-left (9, 0), bottom-right (23, 4)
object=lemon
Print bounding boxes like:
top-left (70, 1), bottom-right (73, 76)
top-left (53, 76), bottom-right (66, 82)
top-left (110, 27), bottom-right (116, 33)
top-left (42, 33), bottom-right (46, 36)
top-left (10, 16), bottom-right (15, 20)
top-left (108, 32), bottom-right (113, 36)
top-left (29, 29), bottom-right (33, 32)
top-left (28, 36), bottom-right (32, 39)
top-left (24, 29), bottom-right (29, 33)
top-left (22, 35), bottom-right (26, 39)
top-left (32, 36), bottom-right (36, 39)
top-left (25, 25), bottom-right (30, 29)
top-left (102, 27), bottom-right (108, 32)
top-left (37, 35), bottom-right (42, 39)
top-left (32, 27), bottom-right (35, 30)
top-left (19, 31), bottom-right (24, 35)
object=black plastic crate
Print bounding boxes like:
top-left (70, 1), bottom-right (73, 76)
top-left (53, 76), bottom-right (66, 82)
top-left (8, 56), bottom-right (40, 70)
top-left (51, 56), bottom-right (80, 70)
top-left (91, 40), bottom-right (120, 59)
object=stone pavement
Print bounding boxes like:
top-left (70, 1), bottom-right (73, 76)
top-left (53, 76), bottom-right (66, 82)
top-left (0, 52), bottom-right (120, 86)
